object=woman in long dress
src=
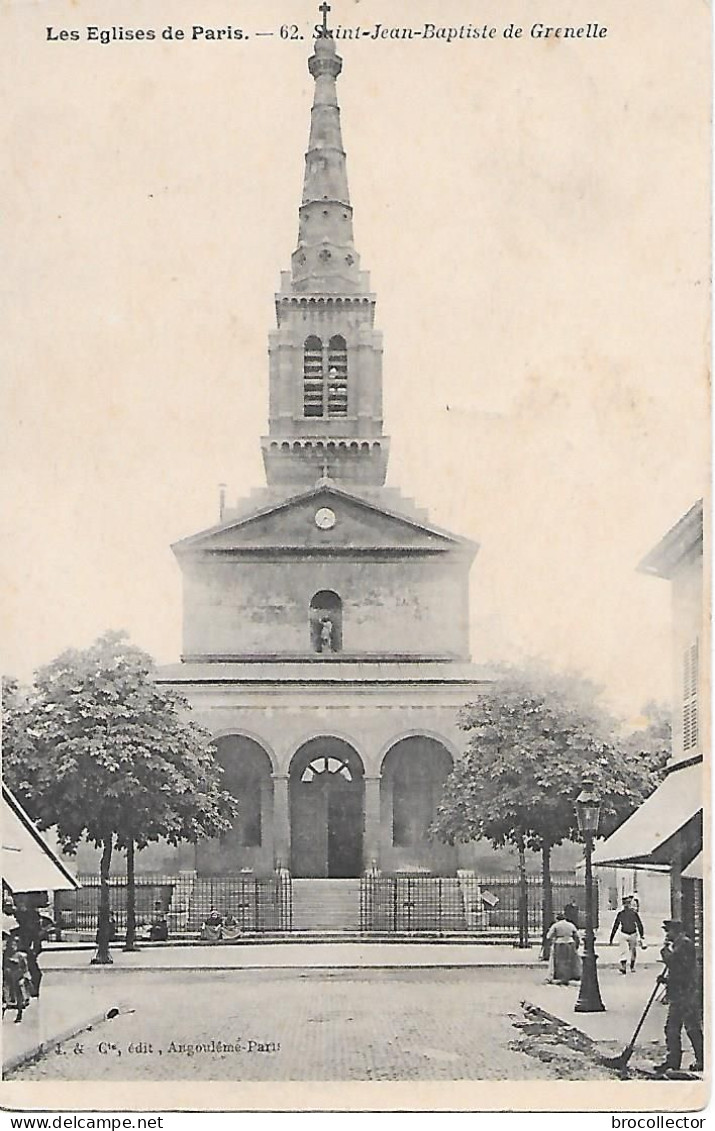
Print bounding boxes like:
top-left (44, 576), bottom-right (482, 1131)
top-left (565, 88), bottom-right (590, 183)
top-left (546, 912), bottom-right (582, 985)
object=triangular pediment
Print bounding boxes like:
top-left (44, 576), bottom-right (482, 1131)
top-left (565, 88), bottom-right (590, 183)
top-left (174, 485), bottom-right (475, 557)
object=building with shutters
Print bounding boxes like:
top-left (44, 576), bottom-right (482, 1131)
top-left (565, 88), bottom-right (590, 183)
top-left (593, 500), bottom-right (705, 949)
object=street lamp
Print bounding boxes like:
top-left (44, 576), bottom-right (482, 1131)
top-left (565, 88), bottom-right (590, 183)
top-left (574, 780), bottom-right (606, 1013)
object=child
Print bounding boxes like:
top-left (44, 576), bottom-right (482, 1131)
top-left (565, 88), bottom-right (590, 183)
top-left (3, 934), bottom-right (33, 1023)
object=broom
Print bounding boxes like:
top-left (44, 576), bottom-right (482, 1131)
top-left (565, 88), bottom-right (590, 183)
top-left (600, 977), bottom-right (663, 1070)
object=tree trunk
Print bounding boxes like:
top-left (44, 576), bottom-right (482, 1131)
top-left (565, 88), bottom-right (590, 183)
top-left (124, 837), bottom-right (139, 951)
top-left (91, 835), bottom-right (114, 965)
top-left (540, 843), bottom-right (553, 960)
top-left (517, 838), bottom-right (530, 948)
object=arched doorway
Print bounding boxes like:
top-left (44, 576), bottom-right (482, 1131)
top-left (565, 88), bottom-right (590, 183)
top-left (196, 735), bottom-right (274, 876)
top-left (289, 738), bottom-right (364, 877)
top-left (381, 736), bottom-right (456, 874)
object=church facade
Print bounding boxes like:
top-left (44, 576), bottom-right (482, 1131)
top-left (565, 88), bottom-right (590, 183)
top-left (156, 28), bottom-right (490, 882)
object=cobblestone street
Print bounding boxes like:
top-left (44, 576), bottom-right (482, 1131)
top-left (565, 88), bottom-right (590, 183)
top-left (12, 967), bottom-right (617, 1082)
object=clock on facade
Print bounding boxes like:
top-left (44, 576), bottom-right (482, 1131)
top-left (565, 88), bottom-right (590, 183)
top-left (314, 507), bottom-right (336, 530)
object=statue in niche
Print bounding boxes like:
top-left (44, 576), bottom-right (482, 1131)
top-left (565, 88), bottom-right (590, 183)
top-left (319, 617), bottom-right (334, 653)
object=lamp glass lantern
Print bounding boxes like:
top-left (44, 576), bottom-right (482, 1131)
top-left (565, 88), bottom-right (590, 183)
top-left (575, 782), bottom-right (601, 837)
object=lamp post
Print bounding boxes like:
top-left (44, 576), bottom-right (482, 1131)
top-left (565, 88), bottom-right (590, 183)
top-left (574, 780), bottom-right (606, 1013)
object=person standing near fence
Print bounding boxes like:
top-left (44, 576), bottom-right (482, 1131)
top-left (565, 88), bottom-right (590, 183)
top-left (609, 894), bottom-right (645, 974)
top-left (545, 911), bottom-right (582, 985)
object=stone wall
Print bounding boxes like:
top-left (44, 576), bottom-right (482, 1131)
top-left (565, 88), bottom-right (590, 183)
top-left (181, 555), bottom-right (470, 659)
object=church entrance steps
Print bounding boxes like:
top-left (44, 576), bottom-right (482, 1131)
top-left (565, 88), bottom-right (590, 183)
top-left (291, 878), bottom-right (361, 932)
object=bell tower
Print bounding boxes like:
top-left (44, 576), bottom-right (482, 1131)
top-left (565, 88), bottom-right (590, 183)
top-left (261, 23), bottom-right (389, 490)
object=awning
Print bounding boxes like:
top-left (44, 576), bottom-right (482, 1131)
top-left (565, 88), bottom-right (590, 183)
top-left (682, 852), bottom-right (703, 880)
top-left (2, 787), bottom-right (79, 892)
top-left (593, 762), bottom-right (703, 867)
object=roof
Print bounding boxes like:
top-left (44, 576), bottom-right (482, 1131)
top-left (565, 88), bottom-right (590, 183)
top-left (172, 482), bottom-right (478, 558)
top-left (2, 786), bottom-right (79, 893)
top-left (638, 499), bottom-right (704, 579)
top-left (682, 852), bottom-right (703, 880)
top-left (592, 761), bottom-right (703, 867)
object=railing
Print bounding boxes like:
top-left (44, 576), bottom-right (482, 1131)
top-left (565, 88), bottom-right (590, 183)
top-left (359, 872), bottom-right (598, 935)
top-left (186, 873), bottom-right (292, 934)
top-left (55, 872), bottom-right (292, 937)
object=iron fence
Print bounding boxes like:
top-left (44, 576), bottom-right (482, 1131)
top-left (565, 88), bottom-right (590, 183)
top-left (359, 872), bottom-right (598, 935)
top-left (55, 872), bottom-right (292, 936)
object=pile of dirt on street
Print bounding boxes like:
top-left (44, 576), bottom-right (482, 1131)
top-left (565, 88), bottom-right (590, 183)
top-left (509, 1003), bottom-right (619, 1080)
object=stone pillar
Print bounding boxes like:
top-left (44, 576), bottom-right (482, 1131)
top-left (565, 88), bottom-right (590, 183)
top-left (364, 776), bottom-right (381, 870)
top-left (272, 775), bottom-right (290, 869)
top-left (670, 846), bottom-right (683, 919)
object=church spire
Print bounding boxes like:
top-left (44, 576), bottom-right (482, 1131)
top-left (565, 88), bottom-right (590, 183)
top-left (290, 13), bottom-right (363, 293)
top-left (261, 10), bottom-right (388, 490)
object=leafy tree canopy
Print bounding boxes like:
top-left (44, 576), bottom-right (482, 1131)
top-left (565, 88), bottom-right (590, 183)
top-left (2, 631), bottom-right (237, 854)
top-left (432, 664), bottom-right (660, 854)
top-left (622, 700), bottom-right (671, 782)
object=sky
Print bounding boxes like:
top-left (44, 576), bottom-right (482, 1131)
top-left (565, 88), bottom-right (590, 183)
top-left (1, 0), bottom-right (710, 720)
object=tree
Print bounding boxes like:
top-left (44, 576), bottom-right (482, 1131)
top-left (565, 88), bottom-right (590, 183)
top-left (2, 632), bottom-right (238, 961)
top-left (431, 665), bottom-right (657, 951)
top-left (623, 700), bottom-right (671, 782)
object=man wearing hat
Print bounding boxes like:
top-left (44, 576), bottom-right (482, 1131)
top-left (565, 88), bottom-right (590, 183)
top-left (609, 894), bottom-right (645, 974)
top-left (653, 919), bottom-right (703, 1075)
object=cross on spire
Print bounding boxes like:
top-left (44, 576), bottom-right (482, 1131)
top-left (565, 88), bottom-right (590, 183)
top-left (319, 1), bottom-right (331, 32)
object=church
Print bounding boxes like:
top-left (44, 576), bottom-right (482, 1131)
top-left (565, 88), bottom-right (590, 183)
top-left (155, 20), bottom-right (490, 903)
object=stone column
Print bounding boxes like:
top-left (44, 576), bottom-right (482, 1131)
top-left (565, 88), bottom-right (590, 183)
top-left (364, 776), bottom-right (381, 870)
top-left (272, 775), bottom-right (290, 869)
top-left (670, 846), bottom-right (683, 919)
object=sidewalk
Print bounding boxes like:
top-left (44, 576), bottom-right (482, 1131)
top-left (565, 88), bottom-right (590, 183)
top-left (2, 980), bottom-right (126, 1076)
top-left (41, 940), bottom-right (662, 972)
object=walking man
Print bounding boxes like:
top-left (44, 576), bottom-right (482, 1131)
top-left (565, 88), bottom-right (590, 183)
top-left (609, 894), bottom-right (645, 974)
top-left (654, 919), bottom-right (703, 1075)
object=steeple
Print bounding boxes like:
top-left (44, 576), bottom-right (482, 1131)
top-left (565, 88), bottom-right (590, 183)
top-left (290, 28), bottom-right (363, 294)
top-left (261, 13), bottom-right (389, 491)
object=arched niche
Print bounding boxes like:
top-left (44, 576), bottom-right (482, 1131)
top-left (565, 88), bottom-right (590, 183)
top-left (310, 590), bottom-right (343, 654)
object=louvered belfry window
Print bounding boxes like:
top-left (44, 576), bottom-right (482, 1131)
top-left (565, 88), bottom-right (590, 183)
top-left (303, 336), bottom-right (324, 417)
top-left (683, 639), bottom-right (699, 752)
top-left (327, 335), bottom-right (348, 417)
top-left (303, 335), bottom-right (348, 418)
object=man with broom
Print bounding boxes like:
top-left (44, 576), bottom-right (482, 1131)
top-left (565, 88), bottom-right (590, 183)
top-left (652, 919), bottom-right (703, 1076)
top-left (600, 917), bottom-right (703, 1077)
